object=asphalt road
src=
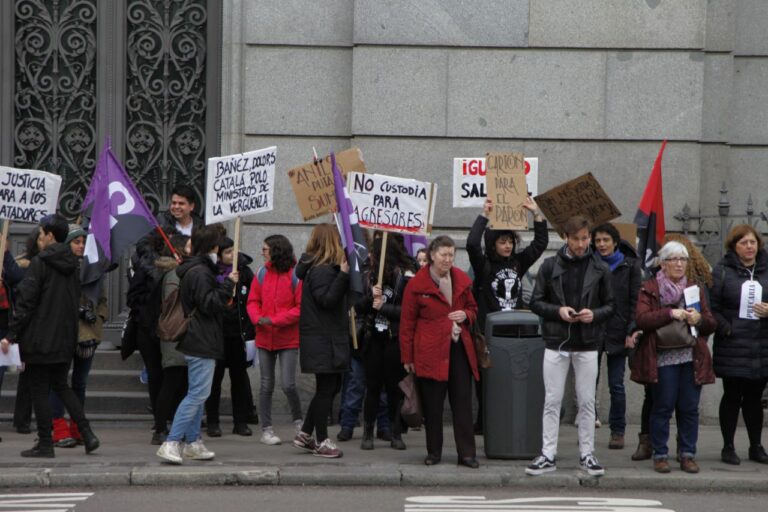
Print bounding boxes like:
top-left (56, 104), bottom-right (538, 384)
top-left (2, 487), bottom-right (765, 512)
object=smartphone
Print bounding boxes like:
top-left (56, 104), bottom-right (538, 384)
top-left (569, 311), bottom-right (580, 318)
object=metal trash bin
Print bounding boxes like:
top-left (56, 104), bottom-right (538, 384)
top-left (482, 310), bottom-right (545, 459)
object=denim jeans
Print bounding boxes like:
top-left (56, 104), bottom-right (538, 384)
top-left (650, 362), bottom-right (701, 459)
top-left (50, 352), bottom-right (95, 418)
top-left (598, 352), bottom-right (627, 435)
top-left (258, 348), bottom-right (302, 429)
top-left (339, 356), bottom-right (390, 432)
top-left (167, 356), bottom-right (216, 443)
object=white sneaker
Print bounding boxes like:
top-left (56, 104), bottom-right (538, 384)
top-left (156, 441), bottom-right (183, 465)
top-left (294, 419), bottom-right (304, 435)
top-left (182, 439), bottom-right (215, 460)
top-left (260, 428), bottom-right (282, 445)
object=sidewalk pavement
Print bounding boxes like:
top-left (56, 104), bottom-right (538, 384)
top-left (1, 420), bottom-right (767, 491)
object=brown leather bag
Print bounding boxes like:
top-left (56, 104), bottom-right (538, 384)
top-left (399, 374), bottom-right (423, 428)
top-left (655, 319), bottom-right (696, 351)
top-left (472, 322), bottom-right (492, 369)
top-left (156, 288), bottom-right (194, 342)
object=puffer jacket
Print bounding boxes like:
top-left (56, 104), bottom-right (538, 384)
top-left (176, 255), bottom-right (235, 359)
top-left (7, 243), bottom-right (81, 364)
top-left (399, 265), bottom-right (479, 382)
top-left (599, 240), bottom-right (643, 355)
top-left (295, 256), bottom-right (350, 374)
top-left (631, 276), bottom-right (717, 386)
top-left (709, 250), bottom-right (768, 379)
top-left (529, 247), bottom-right (615, 351)
top-left (247, 261), bottom-right (302, 351)
top-left (466, 216), bottom-right (548, 332)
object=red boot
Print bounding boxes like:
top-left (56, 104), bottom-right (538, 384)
top-left (68, 419), bottom-right (83, 445)
top-left (53, 418), bottom-right (76, 448)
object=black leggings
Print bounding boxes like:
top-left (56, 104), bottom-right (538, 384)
top-left (719, 376), bottom-right (767, 448)
top-left (362, 338), bottom-right (405, 434)
top-left (155, 366), bottom-right (188, 432)
top-left (302, 373), bottom-right (342, 443)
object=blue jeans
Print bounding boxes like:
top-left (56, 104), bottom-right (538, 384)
top-left (599, 352), bottom-right (627, 435)
top-left (50, 352), bottom-right (95, 418)
top-left (167, 356), bottom-right (216, 443)
top-left (650, 362), bottom-right (701, 459)
top-left (339, 357), bottom-right (390, 431)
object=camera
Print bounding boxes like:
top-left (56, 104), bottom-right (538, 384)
top-left (79, 303), bottom-right (98, 324)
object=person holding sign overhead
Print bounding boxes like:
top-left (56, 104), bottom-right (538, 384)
top-left (709, 225), bottom-right (768, 465)
top-left (466, 196), bottom-right (548, 434)
top-left (631, 241), bottom-right (717, 474)
top-left (400, 236), bottom-right (480, 468)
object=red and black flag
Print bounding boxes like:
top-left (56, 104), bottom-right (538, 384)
top-left (634, 140), bottom-right (668, 268)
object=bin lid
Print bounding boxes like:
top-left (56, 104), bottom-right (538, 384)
top-left (485, 310), bottom-right (540, 327)
top-left (485, 310), bottom-right (540, 338)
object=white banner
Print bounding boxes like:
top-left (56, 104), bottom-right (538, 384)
top-left (452, 157), bottom-right (538, 208)
top-left (205, 146), bottom-right (276, 224)
top-left (347, 172), bottom-right (436, 236)
top-left (0, 167), bottom-right (63, 223)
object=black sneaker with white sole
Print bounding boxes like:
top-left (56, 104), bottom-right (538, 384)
top-left (525, 454), bottom-right (556, 475)
top-left (579, 453), bottom-right (605, 476)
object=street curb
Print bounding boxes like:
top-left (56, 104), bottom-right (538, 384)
top-left (0, 470), bottom-right (49, 488)
top-left (278, 465), bottom-right (400, 486)
top-left (49, 468), bottom-right (131, 487)
top-left (129, 466), bottom-right (279, 486)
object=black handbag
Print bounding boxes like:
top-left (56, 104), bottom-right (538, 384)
top-left (655, 319), bottom-right (696, 351)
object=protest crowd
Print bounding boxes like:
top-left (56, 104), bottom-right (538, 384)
top-left (2, 144), bottom-right (768, 479)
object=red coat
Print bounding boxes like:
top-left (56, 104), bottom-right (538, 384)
top-left (246, 262), bottom-right (302, 351)
top-left (631, 277), bottom-right (716, 386)
top-left (399, 265), bottom-right (479, 381)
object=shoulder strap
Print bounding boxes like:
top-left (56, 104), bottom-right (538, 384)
top-left (257, 265), bottom-right (267, 286)
top-left (290, 267), bottom-right (299, 291)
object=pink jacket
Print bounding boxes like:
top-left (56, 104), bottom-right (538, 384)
top-left (246, 262), bottom-right (302, 351)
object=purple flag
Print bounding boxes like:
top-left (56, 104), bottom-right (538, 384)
top-left (81, 144), bottom-right (157, 300)
top-left (331, 152), bottom-right (369, 295)
top-left (403, 234), bottom-right (428, 258)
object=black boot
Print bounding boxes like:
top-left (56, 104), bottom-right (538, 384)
top-left (390, 433), bottom-right (406, 450)
top-left (80, 427), bottom-right (100, 454)
top-left (749, 444), bottom-right (768, 464)
top-left (360, 423), bottom-right (374, 450)
top-left (21, 439), bottom-right (55, 458)
top-left (721, 445), bottom-right (741, 465)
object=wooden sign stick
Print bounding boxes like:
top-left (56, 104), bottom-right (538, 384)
top-left (0, 220), bottom-right (9, 279)
top-left (231, 217), bottom-right (241, 296)
top-left (377, 231), bottom-right (388, 287)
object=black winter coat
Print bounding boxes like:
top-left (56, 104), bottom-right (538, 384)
top-left (530, 247), bottom-right (615, 351)
top-left (219, 253), bottom-right (256, 342)
top-left (176, 255), bottom-right (235, 359)
top-left (7, 243), bottom-right (80, 364)
top-left (599, 241), bottom-right (642, 355)
top-left (466, 216), bottom-right (548, 333)
top-left (710, 250), bottom-right (768, 379)
top-left (295, 255), bottom-right (351, 374)
top-left (355, 269), bottom-right (413, 355)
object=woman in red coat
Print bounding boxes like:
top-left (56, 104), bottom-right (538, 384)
top-left (246, 234), bottom-right (303, 446)
top-left (399, 235), bottom-right (479, 468)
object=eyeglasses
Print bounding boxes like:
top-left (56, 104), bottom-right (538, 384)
top-left (664, 257), bottom-right (689, 264)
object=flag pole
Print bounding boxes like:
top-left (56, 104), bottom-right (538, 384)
top-left (0, 220), bottom-right (10, 278)
top-left (154, 225), bottom-right (181, 263)
top-left (377, 231), bottom-right (388, 287)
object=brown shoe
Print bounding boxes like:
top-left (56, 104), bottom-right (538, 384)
top-left (609, 432), bottom-right (625, 450)
top-left (680, 457), bottom-right (699, 474)
top-left (653, 458), bottom-right (671, 473)
top-left (632, 433), bottom-right (652, 461)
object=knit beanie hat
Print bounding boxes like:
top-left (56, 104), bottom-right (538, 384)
top-left (65, 224), bottom-right (87, 244)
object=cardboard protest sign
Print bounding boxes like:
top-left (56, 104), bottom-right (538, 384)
top-left (205, 146), bottom-right (276, 224)
top-left (452, 157), bottom-right (539, 208)
top-left (534, 172), bottom-right (621, 235)
top-left (346, 172), bottom-right (436, 236)
top-left (0, 167), bottom-right (62, 223)
top-left (485, 152), bottom-right (528, 230)
top-left (288, 148), bottom-right (366, 221)
top-left (614, 222), bottom-right (638, 250)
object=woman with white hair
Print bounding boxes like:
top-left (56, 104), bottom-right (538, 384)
top-left (630, 241), bottom-right (717, 474)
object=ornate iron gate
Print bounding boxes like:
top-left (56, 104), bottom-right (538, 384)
top-left (0, 0), bottom-right (222, 341)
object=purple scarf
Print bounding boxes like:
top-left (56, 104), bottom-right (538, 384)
top-left (656, 269), bottom-right (687, 306)
top-left (216, 263), bottom-right (233, 284)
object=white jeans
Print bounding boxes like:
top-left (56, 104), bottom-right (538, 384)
top-left (540, 348), bottom-right (598, 460)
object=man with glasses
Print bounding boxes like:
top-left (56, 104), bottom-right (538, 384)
top-left (526, 215), bottom-right (614, 477)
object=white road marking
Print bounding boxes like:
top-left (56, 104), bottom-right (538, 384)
top-left (405, 497), bottom-right (674, 512)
